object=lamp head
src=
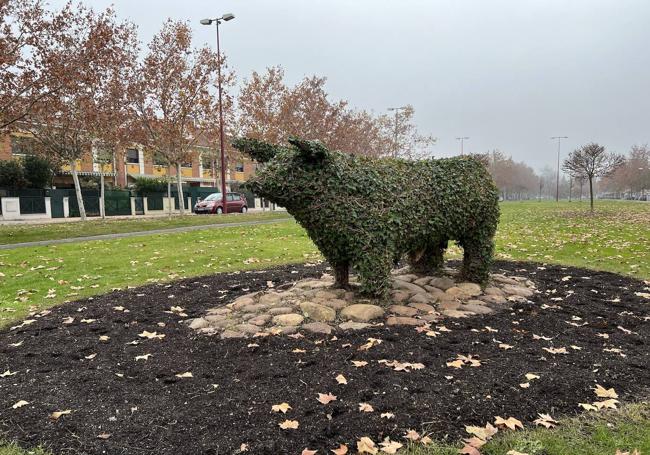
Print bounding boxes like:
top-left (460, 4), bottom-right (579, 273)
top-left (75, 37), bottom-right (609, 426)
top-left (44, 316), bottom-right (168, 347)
top-left (200, 18), bottom-right (213, 25)
top-left (221, 13), bottom-right (235, 21)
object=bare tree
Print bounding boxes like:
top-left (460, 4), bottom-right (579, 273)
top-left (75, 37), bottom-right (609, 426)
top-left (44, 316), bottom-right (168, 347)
top-left (375, 105), bottom-right (436, 160)
top-left (131, 20), bottom-right (229, 215)
top-left (562, 142), bottom-right (625, 211)
top-left (24, 3), bottom-right (136, 221)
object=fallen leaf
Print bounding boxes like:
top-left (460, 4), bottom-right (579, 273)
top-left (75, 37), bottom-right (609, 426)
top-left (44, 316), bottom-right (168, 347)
top-left (447, 359), bottom-right (465, 369)
top-left (138, 331), bottom-right (165, 340)
top-left (335, 374), bottom-right (348, 385)
top-left (533, 413), bottom-right (558, 428)
top-left (62, 317), bottom-right (74, 324)
top-left (594, 384), bottom-right (618, 399)
top-left (459, 443), bottom-right (482, 455)
top-left (84, 353), bottom-right (97, 360)
top-left (381, 412), bottom-right (395, 419)
top-left (379, 438), bottom-right (403, 454)
top-left (97, 433), bottom-right (111, 440)
top-left (542, 347), bottom-right (568, 355)
top-left (593, 399), bottom-right (619, 410)
top-left (578, 403), bottom-right (598, 411)
top-left (494, 416), bottom-right (523, 431)
top-left (499, 343), bottom-right (514, 350)
top-left (301, 449), bottom-right (318, 455)
top-left (98, 335), bottom-right (110, 342)
top-left (358, 403), bottom-right (374, 413)
top-left (175, 372), bottom-right (193, 378)
top-left (525, 373), bottom-right (540, 381)
top-left (356, 437), bottom-right (378, 454)
top-left (465, 423), bottom-right (498, 440)
top-left (351, 360), bottom-right (368, 368)
top-left (50, 409), bottom-right (72, 420)
top-left (519, 382), bottom-right (530, 389)
top-left (317, 393), bottom-right (337, 405)
top-left (506, 451), bottom-right (530, 455)
top-left (12, 400), bottom-right (29, 409)
top-left (404, 429), bottom-right (420, 441)
top-left (292, 348), bottom-right (307, 354)
top-left (135, 354), bottom-right (152, 361)
top-left (271, 403), bottom-right (291, 414)
top-left (358, 338), bottom-right (382, 351)
top-left (1, 370), bottom-right (17, 378)
top-left (279, 419), bottom-right (299, 430)
top-left (331, 444), bottom-right (348, 455)
top-left (420, 435), bottom-right (433, 445)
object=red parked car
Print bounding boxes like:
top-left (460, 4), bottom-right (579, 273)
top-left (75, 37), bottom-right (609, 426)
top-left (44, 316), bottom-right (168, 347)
top-left (193, 192), bottom-right (248, 214)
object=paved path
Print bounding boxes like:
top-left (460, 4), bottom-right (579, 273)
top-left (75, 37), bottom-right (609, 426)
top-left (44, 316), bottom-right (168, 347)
top-left (0, 217), bottom-right (293, 251)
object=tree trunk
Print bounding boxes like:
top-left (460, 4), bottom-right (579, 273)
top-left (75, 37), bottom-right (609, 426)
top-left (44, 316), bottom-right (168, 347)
top-left (176, 162), bottom-right (185, 216)
top-left (589, 176), bottom-right (594, 212)
top-left (70, 160), bottom-right (86, 221)
top-left (167, 173), bottom-right (172, 219)
top-left (334, 263), bottom-right (350, 289)
top-left (99, 172), bottom-right (105, 219)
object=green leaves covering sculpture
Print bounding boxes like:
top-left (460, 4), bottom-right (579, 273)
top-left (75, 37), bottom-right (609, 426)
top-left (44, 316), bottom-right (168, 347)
top-left (233, 136), bottom-right (500, 297)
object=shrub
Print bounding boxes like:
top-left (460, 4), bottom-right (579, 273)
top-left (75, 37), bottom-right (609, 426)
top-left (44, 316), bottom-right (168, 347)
top-left (132, 176), bottom-right (170, 194)
top-left (233, 136), bottom-right (500, 297)
top-left (0, 160), bottom-right (27, 189)
top-left (22, 154), bottom-right (54, 188)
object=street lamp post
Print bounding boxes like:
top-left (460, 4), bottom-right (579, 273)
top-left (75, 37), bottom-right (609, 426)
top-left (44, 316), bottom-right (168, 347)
top-left (387, 106), bottom-right (407, 158)
top-left (551, 136), bottom-right (568, 202)
top-left (201, 13), bottom-right (235, 214)
top-left (455, 136), bottom-right (469, 155)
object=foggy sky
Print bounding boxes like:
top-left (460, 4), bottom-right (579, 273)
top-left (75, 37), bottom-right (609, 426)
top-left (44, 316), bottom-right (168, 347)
top-left (51, 0), bottom-right (650, 171)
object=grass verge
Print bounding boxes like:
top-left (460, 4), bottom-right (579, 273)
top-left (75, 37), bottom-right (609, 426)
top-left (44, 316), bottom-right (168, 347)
top-left (0, 211), bottom-right (291, 245)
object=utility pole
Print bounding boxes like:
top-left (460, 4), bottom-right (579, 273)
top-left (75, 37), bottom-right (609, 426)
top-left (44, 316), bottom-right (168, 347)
top-left (387, 106), bottom-right (407, 158)
top-left (455, 136), bottom-right (469, 155)
top-left (551, 136), bottom-right (568, 202)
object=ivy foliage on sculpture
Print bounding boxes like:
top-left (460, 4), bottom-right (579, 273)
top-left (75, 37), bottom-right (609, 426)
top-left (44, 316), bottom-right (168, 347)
top-left (233, 136), bottom-right (500, 298)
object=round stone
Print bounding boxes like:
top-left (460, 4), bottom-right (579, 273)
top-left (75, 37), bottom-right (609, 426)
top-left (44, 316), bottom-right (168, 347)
top-left (481, 295), bottom-right (508, 306)
top-left (248, 314), bottom-right (271, 326)
top-left (315, 290), bottom-right (338, 300)
top-left (483, 287), bottom-right (505, 296)
top-left (302, 322), bottom-right (333, 334)
top-left (339, 321), bottom-right (372, 330)
top-left (391, 290), bottom-right (411, 303)
top-left (430, 276), bottom-right (455, 291)
top-left (457, 282), bottom-right (482, 297)
top-left (221, 330), bottom-right (246, 339)
top-left (410, 293), bottom-right (436, 304)
top-left (272, 313), bottom-right (305, 326)
top-left (445, 287), bottom-right (469, 299)
top-left (441, 309), bottom-right (475, 318)
top-left (240, 303), bottom-right (269, 313)
top-left (268, 307), bottom-right (295, 315)
top-left (299, 302), bottom-right (336, 322)
top-left (386, 316), bottom-right (426, 326)
top-left (394, 274), bottom-right (418, 282)
top-left (502, 285), bottom-right (534, 298)
top-left (462, 303), bottom-right (493, 315)
top-left (189, 318), bottom-right (209, 330)
top-left (258, 293), bottom-right (282, 305)
top-left (392, 280), bottom-right (428, 294)
top-left (413, 277), bottom-right (432, 286)
top-left (388, 305), bottom-right (418, 317)
top-left (340, 304), bottom-right (385, 322)
top-left (206, 307), bottom-right (232, 316)
top-left (321, 299), bottom-right (348, 310)
top-left (235, 323), bottom-right (261, 334)
top-left (231, 296), bottom-right (256, 310)
top-left (408, 302), bottom-right (437, 314)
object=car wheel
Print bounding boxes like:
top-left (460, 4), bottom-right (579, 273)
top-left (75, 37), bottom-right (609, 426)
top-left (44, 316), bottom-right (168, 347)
top-left (216, 206), bottom-right (223, 214)
top-left (241, 206), bottom-right (247, 213)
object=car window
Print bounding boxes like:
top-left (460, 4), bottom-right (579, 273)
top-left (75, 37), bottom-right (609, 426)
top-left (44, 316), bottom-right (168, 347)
top-left (204, 193), bottom-right (221, 201)
top-left (227, 194), bottom-right (235, 201)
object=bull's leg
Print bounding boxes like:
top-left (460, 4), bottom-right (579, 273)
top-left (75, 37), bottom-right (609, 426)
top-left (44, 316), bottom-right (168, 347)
top-left (356, 250), bottom-right (393, 298)
top-left (408, 239), bottom-right (448, 274)
top-left (459, 235), bottom-right (494, 284)
top-left (333, 261), bottom-right (350, 289)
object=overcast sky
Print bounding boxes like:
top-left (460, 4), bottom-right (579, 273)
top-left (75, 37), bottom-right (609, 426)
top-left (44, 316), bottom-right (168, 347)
top-left (52, 0), bottom-right (650, 171)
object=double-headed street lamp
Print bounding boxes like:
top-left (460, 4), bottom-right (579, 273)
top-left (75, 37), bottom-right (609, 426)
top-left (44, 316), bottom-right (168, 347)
top-left (455, 136), bottom-right (469, 155)
top-left (201, 13), bottom-right (235, 214)
top-left (551, 136), bottom-right (568, 202)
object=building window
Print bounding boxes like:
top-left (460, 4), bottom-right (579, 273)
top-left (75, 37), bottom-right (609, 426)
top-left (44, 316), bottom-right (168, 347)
top-left (181, 160), bottom-right (192, 168)
top-left (201, 155), bottom-right (214, 169)
top-left (126, 148), bottom-right (139, 164)
top-left (11, 136), bottom-right (36, 156)
top-left (235, 162), bottom-right (244, 172)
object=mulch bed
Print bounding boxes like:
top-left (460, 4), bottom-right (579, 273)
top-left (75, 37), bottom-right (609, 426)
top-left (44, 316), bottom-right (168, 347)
top-left (1, 261), bottom-right (649, 454)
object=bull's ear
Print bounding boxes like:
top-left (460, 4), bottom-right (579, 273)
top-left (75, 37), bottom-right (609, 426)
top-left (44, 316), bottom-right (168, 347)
top-left (288, 136), bottom-right (328, 162)
top-left (231, 137), bottom-right (279, 163)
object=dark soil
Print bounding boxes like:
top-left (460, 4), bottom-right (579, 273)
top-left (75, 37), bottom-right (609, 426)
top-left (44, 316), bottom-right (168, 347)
top-left (1, 261), bottom-right (649, 455)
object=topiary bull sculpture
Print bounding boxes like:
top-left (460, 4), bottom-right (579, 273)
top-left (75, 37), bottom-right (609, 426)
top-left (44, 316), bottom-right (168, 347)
top-left (233, 136), bottom-right (500, 297)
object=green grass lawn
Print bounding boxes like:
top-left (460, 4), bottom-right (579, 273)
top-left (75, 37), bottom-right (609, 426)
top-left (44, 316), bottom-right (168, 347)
top-left (1, 200), bottom-right (649, 454)
top-left (0, 211), bottom-right (291, 245)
